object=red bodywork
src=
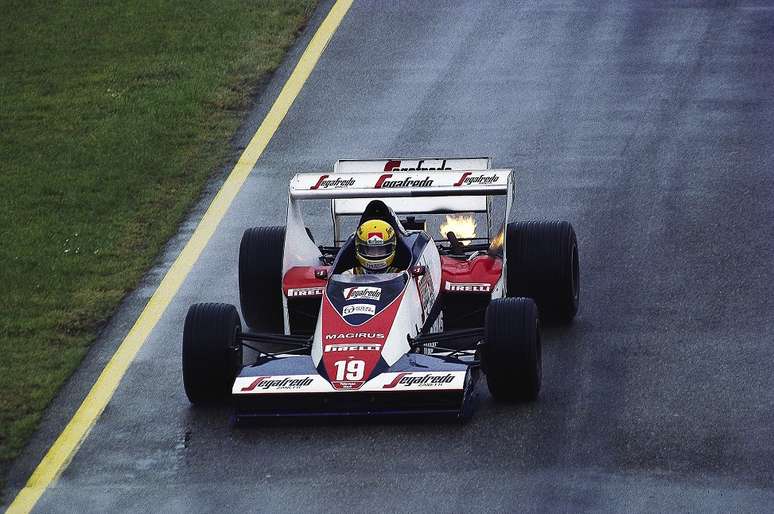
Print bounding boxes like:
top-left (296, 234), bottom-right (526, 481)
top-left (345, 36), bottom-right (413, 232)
top-left (281, 255), bottom-right (502, 297)
top-left (319, 290), bottom-right (405, 390)
top-left (282, 266), bottom-right (329, 297)
top-left (439, 255), bottom-right (502, 293)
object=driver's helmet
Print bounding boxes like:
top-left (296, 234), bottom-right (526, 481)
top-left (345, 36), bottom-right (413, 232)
top-left (355, 219), bottom-right (397, 272)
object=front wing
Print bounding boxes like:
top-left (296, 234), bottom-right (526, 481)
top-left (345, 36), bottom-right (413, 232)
top-left (232, 353), bottom-right (478, 418)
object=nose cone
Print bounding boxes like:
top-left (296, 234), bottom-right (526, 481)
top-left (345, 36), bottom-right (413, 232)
top-left (319, 284), bottom-right (405, 390)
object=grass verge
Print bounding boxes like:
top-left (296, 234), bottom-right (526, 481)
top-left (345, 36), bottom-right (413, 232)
top-left (0, 0), bottom-right (315, 494)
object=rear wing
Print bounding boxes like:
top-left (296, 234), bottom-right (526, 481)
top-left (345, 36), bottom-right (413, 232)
top-left (289, 169), bottom-right (512, 200)
top-left (334, 157), bottom-right (491, 173)
top-left (331, 157), bottom-right (491, 215)
top-left (287, 168), bottom-right (514, 247)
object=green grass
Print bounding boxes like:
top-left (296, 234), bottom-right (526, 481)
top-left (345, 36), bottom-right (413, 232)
top-left (0, 0), bottom-right (315, 491)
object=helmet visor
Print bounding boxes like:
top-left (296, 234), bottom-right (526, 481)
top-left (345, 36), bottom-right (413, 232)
top-left (356, 239), bottom-right (396, 260)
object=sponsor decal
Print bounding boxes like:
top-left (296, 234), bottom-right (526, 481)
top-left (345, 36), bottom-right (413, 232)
top-left (342, 303), bottom-right (376, 317)
top-left (239, 376), bottom-right (314, 392)
top-left (452, 171), bottom-right (501, 187)
top-left (417, 268), bottom-right (436, 356)
top-left (445, 282), bottom-right (492, 293)
top-left (374, 173), bottom-right (434, 189)
top-left (310, 175), bottom-right (356, 190)
top-left (324, 343), bottom-right (381, 352)
top-left (332, 381), bottom-right (362, 390)
top-left (287, 286), bottom-right (325, 297)
top-left (324, 332), bottom-right (386, 340)
top-left (382, 372), bottom-right (457, 389)
top-left (343, 286), bottom-right (381, 301)
top-left (417, 268), bottom-right (435, 317)
top-left (383, 159), bottom-right (452, 172)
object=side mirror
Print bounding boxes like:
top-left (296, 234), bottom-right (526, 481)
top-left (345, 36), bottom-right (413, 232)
top-left (314, 268), bottom-right (329, 280)
top-left (410, 265), bottom-right (426, 277)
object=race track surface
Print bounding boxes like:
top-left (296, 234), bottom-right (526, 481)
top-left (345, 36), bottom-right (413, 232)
top-left (6, 0), bottom-right (774, 511)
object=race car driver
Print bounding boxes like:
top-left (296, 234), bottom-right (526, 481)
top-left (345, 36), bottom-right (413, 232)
top-left (347, 219), bottom-right (400, 275)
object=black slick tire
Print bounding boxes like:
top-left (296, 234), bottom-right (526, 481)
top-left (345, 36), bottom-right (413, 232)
top-left (182, 303), bottom-right (243, 404)
top-left (238, 226), bottom-right (285, 330)
top-left (482, 297), bottom-right (541, 402)
top-left (506, 220), bottom-right (579, 322)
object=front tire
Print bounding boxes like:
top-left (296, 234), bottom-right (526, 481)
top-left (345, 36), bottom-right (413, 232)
top-left (239, 226), bottom-right (285, 330)
top-left (506, 220), bottom-right (579, 322)
top-left (182, 303), bottom-right (243, 404)
top-left (482, 297), bottom-right (541, 401)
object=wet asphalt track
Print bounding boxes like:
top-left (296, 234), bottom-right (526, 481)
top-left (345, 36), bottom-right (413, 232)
top-left (6, 0), bottom-right (774, 511)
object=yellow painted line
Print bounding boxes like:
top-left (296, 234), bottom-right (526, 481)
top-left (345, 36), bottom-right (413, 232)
top-left (5, 2), bottom-right (352, 513)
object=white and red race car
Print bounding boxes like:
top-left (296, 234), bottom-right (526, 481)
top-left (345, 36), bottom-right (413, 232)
top-left (182, 158), bottom-right (579, 418)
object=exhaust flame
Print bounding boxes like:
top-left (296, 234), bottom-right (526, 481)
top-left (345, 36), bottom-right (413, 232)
top-left (440, 215), bottom-right (477, 245)
top-left (489, 231), bottom-right (504, 251)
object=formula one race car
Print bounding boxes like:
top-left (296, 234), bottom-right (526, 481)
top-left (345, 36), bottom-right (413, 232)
top-left (182, 157), bottom-right (579, 418)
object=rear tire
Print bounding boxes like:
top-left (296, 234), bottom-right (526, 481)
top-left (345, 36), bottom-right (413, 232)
top-left (482, 297), bottom-right (541, 401)
top-left (182, 303), bottom-right (243, 404)
top-left (239, 226), bottom-right (285, 330)
top-left (506, 220), bottom-right (579, 322)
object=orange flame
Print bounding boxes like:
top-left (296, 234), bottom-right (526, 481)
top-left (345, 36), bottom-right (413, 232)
top-left (439, 215), bottom-right (477, 245)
